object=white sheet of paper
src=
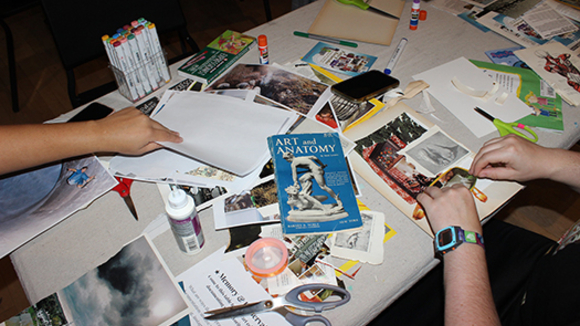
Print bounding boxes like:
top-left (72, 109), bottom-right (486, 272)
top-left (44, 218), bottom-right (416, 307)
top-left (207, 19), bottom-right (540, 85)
top-left (176, 247), bottom-right (290, 326)
top-left (109, 147), bottom-right (266, 193)
top-left (152, 92), bottom-right (296, 176)
top-left (329, 211), bottom-right (385, 264)
top-left (413, 57), bottom-right (531, 138)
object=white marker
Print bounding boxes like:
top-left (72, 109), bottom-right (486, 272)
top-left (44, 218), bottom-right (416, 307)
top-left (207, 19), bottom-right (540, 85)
top-left (384, 38), bottom-right (408, 75)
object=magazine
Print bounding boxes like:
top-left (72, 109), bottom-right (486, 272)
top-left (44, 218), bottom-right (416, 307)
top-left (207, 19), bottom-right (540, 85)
top-left (2, 236), bottom-right (190, 326)
top-left (485, 46), bottom-right (528, 68)
top-left (177, 30), bottom-right (256, 84)
top-left (300, 42), bottom-right (377, 77)
top-left (343, 103), bottom-right (523, 237)
top-left (267, 132), bottom-right (362, 236)
top-left (471, 59), bottom-right (563, 131)
top-left (515, 42), bottom-right (580, 106)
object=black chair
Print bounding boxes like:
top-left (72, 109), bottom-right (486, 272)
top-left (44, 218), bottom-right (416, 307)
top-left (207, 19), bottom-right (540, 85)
top-left (40, 0), bottom-right (200, 108)
top-left (0, 0), bottom-right (40, 113)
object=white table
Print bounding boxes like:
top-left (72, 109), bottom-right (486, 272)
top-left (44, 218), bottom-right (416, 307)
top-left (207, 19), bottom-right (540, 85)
top-left (11, 1), bottom-right (580, 325)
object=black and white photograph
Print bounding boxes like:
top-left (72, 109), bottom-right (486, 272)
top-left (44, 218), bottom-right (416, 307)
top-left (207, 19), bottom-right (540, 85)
top-left (330, 211), bottom-right (385, 264)
top-left (404, 131), bottom-right (469, 175)
top-left (56, 236), bottom-right (190, 326)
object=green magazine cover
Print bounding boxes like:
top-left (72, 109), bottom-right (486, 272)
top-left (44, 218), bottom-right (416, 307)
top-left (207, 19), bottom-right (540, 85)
top-left (177, 30), bottom-right (256, 84)
top-left (470, 59), bottom-right (563, 132)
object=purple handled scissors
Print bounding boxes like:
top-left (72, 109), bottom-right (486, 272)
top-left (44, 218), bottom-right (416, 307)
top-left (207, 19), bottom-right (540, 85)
top-left (204, 283), bottom-right (350, 326)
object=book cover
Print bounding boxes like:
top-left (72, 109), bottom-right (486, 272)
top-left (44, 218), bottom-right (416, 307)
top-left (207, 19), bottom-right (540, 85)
top-left (515, 42), bottom-right (580, 106)
top-left (485, 46), bottom-right (527, 68)
top-left (300, 42), bottom-right (377, 77)
top-left (268, 132), bottom-right (362, 235)
top-left (471, 59), bottom-right (563, 131)
top-left (177, 30), bottom-right (256, 84)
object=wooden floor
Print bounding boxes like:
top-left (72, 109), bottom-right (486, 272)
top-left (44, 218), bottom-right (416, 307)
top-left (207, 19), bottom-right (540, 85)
top-left (1, 0), bottom-right (580, 322)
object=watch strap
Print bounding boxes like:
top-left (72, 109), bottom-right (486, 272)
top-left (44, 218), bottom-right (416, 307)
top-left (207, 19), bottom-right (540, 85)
top-left (459, 229), bottom-right (485, 248)
top-left (435, 226), bottom-right (485, 257)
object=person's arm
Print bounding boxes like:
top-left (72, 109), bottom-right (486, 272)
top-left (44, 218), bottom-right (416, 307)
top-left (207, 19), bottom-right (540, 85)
top-left (0, 107), bottom-right (182, 175)
top-left (417, 186), bottom-right (501, 326)
top-left (470, 134), bottom-right (580, 190)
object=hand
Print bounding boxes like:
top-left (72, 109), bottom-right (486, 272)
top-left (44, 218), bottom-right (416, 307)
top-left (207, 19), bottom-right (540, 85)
top-left (417, 185), bottom-right (481, 234)
top-left (94, 107), bottom-right (183, 155)
top-left (469, 134), bottom-right (554, 182)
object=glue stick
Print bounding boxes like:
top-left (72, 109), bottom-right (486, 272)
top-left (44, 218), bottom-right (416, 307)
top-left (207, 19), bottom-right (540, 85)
top-left (166, 188), bottom-right (204, 255)
top-left (410, 0), bottom-right (420, 30)
top-left (258, 34), bottom-right (269, 64)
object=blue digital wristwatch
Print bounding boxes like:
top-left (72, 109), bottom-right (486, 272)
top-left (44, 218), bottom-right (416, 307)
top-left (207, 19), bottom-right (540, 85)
top-left (434, 226), bottom-right (484, 257)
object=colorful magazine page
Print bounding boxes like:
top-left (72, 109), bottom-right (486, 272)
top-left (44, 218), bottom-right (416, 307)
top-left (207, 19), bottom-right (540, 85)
top-left (300, 42), bottom-right (378, 77)
top-left (0, 156), bottom-right (117, 259)
top-left (206, 30), bottom-right (255, 55)
top-left (470, 59), bottom-right (563, 131)
top-left (343, 102), bottom-right (523, 237)
top-left (177, 30), bottom-right (256, 84)
top-left (268, 132), bottom-right (362, 236)
top-left (205, 63), bottom-right (329, 117)
top-left (212, 175), bottom-right (281, 230)
top-left (485, 46), bottom-right (528, 68)
top-left (515, 42), bottom-right (580, 106)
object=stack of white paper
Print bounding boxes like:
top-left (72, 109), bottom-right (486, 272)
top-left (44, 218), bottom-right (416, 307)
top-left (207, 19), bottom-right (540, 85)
top-left (152, 92), bottom-right (296, 177)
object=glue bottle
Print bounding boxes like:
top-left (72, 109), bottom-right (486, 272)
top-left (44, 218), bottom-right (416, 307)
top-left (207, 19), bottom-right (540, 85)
top-left (410, 0), bottom-right (420, 30)
top-left (258, 34), bottom-right (269, 64)
top-left (166, 188), bottom-right (204, 255)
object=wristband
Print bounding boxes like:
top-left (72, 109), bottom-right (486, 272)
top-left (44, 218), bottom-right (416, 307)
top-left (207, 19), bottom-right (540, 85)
top-left (434, 226), bottom-right (484, 257)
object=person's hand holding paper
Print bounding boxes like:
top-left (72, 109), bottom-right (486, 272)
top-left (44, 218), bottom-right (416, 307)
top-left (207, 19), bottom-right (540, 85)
top-left (151, 92), bottom-right (296, 176)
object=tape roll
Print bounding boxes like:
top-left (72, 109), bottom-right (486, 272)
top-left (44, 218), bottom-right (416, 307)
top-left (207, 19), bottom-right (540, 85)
top-left (245, 238), bottom-right (288, 278)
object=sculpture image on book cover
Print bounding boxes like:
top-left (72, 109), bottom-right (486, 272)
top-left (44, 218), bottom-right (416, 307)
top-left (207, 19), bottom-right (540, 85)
top-left (268, 132), bottom-right (362, 235)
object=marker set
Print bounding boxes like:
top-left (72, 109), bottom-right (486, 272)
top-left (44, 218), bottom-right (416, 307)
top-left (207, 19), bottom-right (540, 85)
top-left (102, 18), bottom-right (171, 102)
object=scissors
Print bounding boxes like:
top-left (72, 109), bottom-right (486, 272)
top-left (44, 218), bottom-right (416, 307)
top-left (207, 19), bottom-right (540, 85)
top-left (474, 107), bottom-right (538, 143)
top-left (204, 283), bottom-right (350, 326)
top-left (336, 0), bottom-right (400, 20)
top-left (112, 176), bottom-right (138, 220)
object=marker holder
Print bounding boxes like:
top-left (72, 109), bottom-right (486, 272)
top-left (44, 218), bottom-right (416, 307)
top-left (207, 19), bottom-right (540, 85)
top-left (110, 51), bottom-right (171, 103)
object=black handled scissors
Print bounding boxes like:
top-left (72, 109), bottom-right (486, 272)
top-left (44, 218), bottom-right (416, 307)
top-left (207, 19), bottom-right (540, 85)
top-left (204, 283), bottom-right (350, 326)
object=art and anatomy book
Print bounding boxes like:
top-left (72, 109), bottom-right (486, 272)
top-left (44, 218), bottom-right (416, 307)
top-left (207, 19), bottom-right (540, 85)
top-left (343, 103), bottom-right (523, 237)
top-left (268, 132), bottom-right (362, 236)
top-left (177, 30), bottom-right (256, 84)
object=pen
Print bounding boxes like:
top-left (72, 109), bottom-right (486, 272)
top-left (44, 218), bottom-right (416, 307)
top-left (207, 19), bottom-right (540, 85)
top-left (293, 31), bottom-right (358, 48)
top-left (384, 38), bottom-right (408, 75)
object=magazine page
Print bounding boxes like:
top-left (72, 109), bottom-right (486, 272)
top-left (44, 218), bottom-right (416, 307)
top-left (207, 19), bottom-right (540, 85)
top-left (516, 42), bottom-right (580, 106)
top-left (300, 42), bottom-right (378, 77)
top-left (2, 235), bottom-right (191, 326)
top-left (0, 156), bottom-right (117, 259)
top-left (343, 103), bottom-right (523, 237)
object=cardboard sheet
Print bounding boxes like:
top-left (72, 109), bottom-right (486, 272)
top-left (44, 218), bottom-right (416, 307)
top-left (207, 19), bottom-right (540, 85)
top-left (308, 0), bottom-right (405, 46)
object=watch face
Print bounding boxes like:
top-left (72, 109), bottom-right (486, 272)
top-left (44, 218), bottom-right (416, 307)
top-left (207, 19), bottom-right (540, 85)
top-left (438, 228), bottom-right (454, 247)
